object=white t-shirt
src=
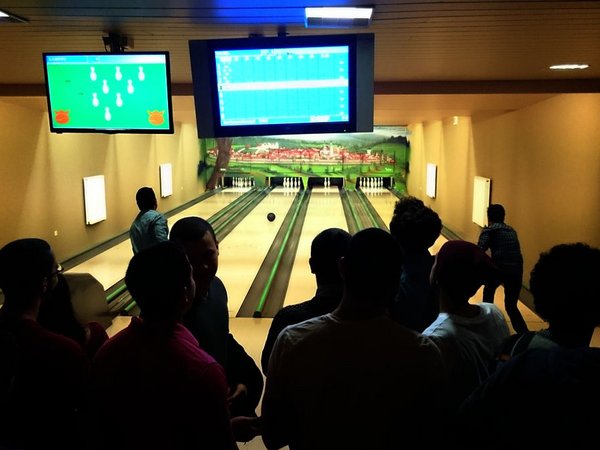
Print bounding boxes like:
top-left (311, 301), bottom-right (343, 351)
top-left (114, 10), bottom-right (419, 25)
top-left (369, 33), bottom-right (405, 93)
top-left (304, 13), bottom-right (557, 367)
top-left (423, 302), bottom-right (510, 406)
top-left (262, 312), bottom-right (447, 450)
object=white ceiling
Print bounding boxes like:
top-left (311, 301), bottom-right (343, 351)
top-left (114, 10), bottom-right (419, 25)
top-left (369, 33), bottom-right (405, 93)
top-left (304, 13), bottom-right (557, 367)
top-left (1, 0), bottom-right (599, 124)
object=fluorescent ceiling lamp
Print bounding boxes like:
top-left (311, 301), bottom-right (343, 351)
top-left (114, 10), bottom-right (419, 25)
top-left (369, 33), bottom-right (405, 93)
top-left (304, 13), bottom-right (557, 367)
top-left (549, 64), bottom-right (589, 70)
top-left (305, 7), bottom-right (373, 28)
top-left (306, 7), bottom-right (373, 19)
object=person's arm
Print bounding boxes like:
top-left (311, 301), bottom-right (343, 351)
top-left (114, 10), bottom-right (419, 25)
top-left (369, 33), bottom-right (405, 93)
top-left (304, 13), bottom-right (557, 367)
top-left (196, 363), bottom-right (239, 450)
top-left (225, 333), bottom-right (264, 417)
top-left (260, 312), bottom-right (286, 375)
top-left (477, 227), bottom-right (491, 251)
top-left (261, 332), bottom-right (292, 450)
top-left (154, 214), bottom-right (169, 243)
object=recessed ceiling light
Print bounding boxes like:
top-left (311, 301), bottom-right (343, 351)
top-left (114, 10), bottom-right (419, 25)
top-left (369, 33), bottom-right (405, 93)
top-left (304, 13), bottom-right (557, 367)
top-left (305, 7), bottom-right (373, 28)
top-left (549, 64), bottom-right (590, 70)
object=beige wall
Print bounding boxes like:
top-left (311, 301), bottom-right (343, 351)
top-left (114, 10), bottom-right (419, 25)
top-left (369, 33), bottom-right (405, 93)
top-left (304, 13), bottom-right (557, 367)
top-left (0, 97), bottom-right (205, 262)
top-left (2, 92), bottom-right (599, 280)
top-left (407, 93), bottom-right (600, 287)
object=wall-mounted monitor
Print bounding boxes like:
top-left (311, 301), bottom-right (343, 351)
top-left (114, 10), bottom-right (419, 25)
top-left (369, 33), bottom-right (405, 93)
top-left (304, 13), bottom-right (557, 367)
top-left (43, 52), bottom-right (174, 134)
top-left (189, 33), bottom-right (374, 138)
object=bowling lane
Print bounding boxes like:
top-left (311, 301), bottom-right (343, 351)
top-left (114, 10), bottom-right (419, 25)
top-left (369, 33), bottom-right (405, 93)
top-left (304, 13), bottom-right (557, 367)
top-left (66, 188), bottom-right (248, 291)
top-left (218, 186), bottom-right (298, 316)
top-left (282, 186), bottom-right (349, 308)
top-left (167, 187), bottom-right (249, 227)
top-left (362, 187), bottom-right (398, 229)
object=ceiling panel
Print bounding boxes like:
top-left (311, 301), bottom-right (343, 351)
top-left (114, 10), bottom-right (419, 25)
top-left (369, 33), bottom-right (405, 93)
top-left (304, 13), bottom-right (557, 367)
top-left (1, 0), bottom-right (599, 124)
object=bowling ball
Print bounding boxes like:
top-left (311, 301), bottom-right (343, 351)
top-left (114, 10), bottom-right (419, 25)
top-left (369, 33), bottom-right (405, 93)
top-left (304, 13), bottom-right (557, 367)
top-left (267, 212), bottom-right (276, 222)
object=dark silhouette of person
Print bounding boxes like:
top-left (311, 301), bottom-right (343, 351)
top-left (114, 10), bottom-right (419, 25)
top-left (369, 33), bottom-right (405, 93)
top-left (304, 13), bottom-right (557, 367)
top-left (456, 242), bottom-right (600, 450)
top-left (129, 186), bottom-right (168, 254)
top-left (0, 238), bottom-right (89, 450)
top-left (38, 272), bottom-right (108, 359)
top-left (261, 227), bottom-right (351, 375)
top-left (388, 196), bottom-right (442, 332)
top-left (88, 242), bottom-right (240, 450)
top-left (170, 216), bottom-right (263, 420)
top-left (262, 228), bottom-right (447, 450)
top-left (477, 203), bottom-right (528, 334)
top-left (498, 242), bottom-right (600, 357)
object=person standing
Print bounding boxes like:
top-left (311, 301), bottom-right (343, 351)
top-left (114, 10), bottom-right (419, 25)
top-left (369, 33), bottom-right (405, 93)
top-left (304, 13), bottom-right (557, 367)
top-left (477, 204), bottom-right (528, 334)
top-left (388, 196), bottom-right (442, 332)
top-left (0, 238), bottom-right (89, 450)
top-left (88, 242), bottom-right (239, 450)
top-left (261, 227), bottom-right (351, 374)
top-left (129, 186), bottom-right (168, 254)
top-left (262, 228), bottom-right (448, 450)
top-left (169, 216), bottom-right (264, 421)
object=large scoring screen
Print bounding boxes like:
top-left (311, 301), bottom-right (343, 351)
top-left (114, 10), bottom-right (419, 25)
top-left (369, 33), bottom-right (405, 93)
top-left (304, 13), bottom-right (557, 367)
top-left (213, 45), bottom-right (350, 127)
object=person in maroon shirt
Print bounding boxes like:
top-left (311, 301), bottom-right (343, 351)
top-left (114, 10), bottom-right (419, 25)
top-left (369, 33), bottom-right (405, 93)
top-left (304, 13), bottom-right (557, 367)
top-left (88, 241), bottom-right (242, 450)
top-left (0, 238), bottom-right (90, 450)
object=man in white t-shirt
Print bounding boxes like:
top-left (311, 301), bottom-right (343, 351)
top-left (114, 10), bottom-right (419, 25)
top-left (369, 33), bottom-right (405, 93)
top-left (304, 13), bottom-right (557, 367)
top-left (423, 240), bottom-right (510, 410)
top-left (262, 228), bottom-right (448, 450)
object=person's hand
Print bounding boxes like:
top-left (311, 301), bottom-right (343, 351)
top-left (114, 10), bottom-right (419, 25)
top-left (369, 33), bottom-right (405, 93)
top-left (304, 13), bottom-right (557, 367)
top-left (231, 415), bottom-right (262, 442)
top-left (227, 383), bottom-right (248, 405)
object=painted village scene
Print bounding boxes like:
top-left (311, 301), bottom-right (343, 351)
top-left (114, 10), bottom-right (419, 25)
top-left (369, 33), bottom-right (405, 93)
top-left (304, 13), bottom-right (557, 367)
top-left (198, 126), bottom-right (410, 192)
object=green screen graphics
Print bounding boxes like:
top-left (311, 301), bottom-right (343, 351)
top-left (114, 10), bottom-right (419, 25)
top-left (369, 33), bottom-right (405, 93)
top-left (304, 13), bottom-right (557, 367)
top-left (45, 54), bottom-right (172, 131)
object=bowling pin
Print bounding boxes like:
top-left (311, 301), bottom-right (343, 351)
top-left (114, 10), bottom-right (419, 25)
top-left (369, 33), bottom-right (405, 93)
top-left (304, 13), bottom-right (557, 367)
top-left (104, 107), bottom-right (111, 121)
top-left (102, 80), bottom-right (109, 94)
top-left (92, 92), bottom-right (99, 107)
top-left (127, 80), bottom-right (134, 94)
top-left (115, 66), bottom-right (122, 81)
top-left (116, 93), bottom-right (123, 107)
top-left (138, 66), bottom-right (145, 81)
top-left (90, 67), bottom-right (97, 81)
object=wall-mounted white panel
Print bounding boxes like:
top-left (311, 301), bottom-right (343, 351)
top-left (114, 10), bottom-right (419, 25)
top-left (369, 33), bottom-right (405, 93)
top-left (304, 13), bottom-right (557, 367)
top-left (159, 163), bottom-right (173, 198)
top-left (472, 176), bottom-right (491, 227)
top-left (83, 175), bottom-right (107, 225)
top-left (426, 163), bottom-right (437, 198)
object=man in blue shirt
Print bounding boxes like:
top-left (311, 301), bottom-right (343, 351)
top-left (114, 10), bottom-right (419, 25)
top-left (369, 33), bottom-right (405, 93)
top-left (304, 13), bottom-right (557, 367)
top-left (129, 187), bottom-right (169, 254)
top-left (477, 203), bottom-right (528, 334)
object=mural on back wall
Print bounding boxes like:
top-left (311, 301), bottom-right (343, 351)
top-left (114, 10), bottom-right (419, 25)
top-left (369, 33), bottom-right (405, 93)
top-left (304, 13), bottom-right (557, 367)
top-left (198, 126), bottom-right (410, 192)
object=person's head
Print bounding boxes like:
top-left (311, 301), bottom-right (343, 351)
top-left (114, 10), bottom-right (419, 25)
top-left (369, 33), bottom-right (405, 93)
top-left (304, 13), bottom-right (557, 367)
top-left (339, 228), bottom-right (402, 307)
top-left (487, 204), bottom-right (505, 223)
top-left (309, 228), bottom-right (352, 285)
top-left (169, 216), bottom-right (219, 298)
top-left (431, 240), bottom-right (499, 305)
top-left (389, 196), bottom-right (442, 253)
top-left (0, 238), bottom-right (59, 311)
top-left (530, 243), bottom-right (600, 332)
top-left (135, 187), bottom-right (158, 211)
top-left (38, 273), bottom-right (86, 344)
top-left (125, 241), bottom-right (195, 322)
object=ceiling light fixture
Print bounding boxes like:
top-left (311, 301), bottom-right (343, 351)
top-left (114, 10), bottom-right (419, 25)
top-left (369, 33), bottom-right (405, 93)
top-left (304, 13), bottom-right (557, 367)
top-left (549, 64), bottom-right (589, 70)
top-left (305, 7), bottom-right (373, 28)
top-left (0, 8), bottom-right (28, 23)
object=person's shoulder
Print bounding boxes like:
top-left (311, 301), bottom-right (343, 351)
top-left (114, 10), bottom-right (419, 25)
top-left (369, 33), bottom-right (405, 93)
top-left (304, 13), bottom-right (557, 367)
top-left (277, 314), bottom-right (333, 343)
top-left (478, 302), bottom-right (504, 316)
top-left (272, 301), bottom-right (312, 325)
top-left (29, 320), bottom-right (89, 369)
top-left (211, 275), bottom-right (226, 290)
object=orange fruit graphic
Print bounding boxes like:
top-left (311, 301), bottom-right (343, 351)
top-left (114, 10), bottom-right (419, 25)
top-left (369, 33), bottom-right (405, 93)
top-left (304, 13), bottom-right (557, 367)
top-left (55, 110), bottom-right (70, 124)
top-left (147, 110), bottom-right (165, 126)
